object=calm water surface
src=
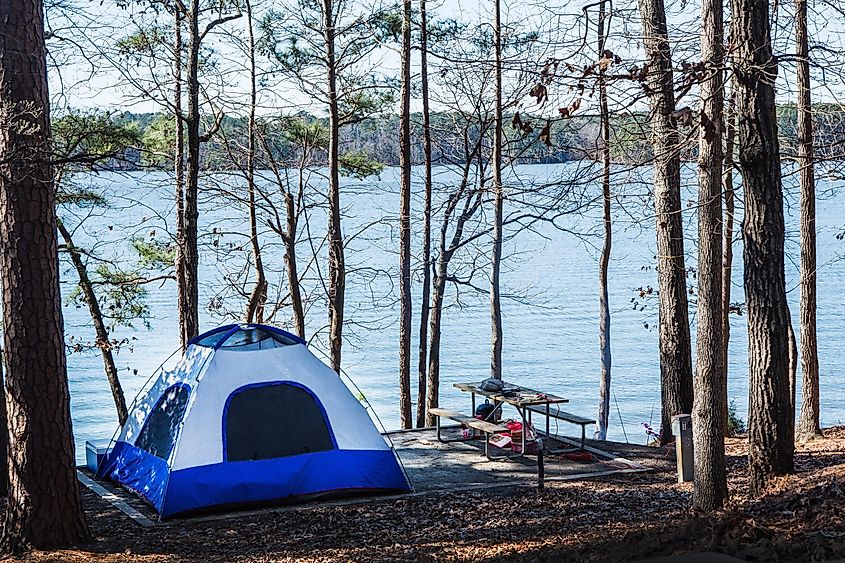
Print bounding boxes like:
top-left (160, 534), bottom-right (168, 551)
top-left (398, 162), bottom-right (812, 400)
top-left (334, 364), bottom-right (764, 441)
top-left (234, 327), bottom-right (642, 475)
top-left (63, 163), bottom-right (845, 458)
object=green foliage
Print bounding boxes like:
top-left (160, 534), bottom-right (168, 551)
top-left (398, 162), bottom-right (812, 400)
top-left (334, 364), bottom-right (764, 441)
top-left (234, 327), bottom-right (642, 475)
top-left (67, 264), bottom-right (151, 331)
top-left (52, 111), bottom-right (141, 171)
top-left (55, 186), bottom-right (107, 207)
top-left (140, 114), bottom-right (177, 166)
top-left (339, 150), bottom-right (384, 179)
top-left (339, 87), bottom-right (396, 124)
top-left (261, 1), bottom-right (395, 128)
top-left (269, 35), bottom-right (314, 75)
top-left (52, 110), bottom-right (167, 337)
top-left (427, 18), bottom-right (465, 44)
top-left (131, 237), bottom-right (176, 270)
top-left (280, 117), bottom-right (328, 150)
top-left (728, 399), bottom-right (747, 436)
top-left (115, 26), bottom-right (169, 60)
top-left (96, 265), bottom-right (151, 330)
top-left (371, 8), bottom-right (403, 43)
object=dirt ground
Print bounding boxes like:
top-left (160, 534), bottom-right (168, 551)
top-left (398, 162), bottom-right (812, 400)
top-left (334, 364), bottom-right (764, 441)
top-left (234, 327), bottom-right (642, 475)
top-left (8, 429), bottom-right (845, 562)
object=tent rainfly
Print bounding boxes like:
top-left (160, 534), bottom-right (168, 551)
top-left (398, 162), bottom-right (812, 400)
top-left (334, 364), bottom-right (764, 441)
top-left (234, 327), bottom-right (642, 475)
top-left (97, 324), bottom-right (411, 518)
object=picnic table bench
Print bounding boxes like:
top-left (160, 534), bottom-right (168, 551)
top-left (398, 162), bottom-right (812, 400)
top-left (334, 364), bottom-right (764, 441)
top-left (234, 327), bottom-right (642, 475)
top-left (452, 381), bottom-right (572, 457)
top-left (453, 381), bottom-right (594, 454)
top-left (524, 404), bottom-right (594, 451)
top-left (429, 407), bottom-right (509, 459)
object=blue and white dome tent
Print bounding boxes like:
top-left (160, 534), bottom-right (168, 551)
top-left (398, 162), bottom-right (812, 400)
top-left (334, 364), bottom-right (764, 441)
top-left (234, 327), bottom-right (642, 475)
top-left (96, 324), bottom-right (412, 518)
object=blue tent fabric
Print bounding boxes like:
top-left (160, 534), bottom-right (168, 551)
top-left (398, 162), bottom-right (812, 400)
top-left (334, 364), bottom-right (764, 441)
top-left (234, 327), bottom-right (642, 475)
top-left (97, 441), bottom-right (170, 512)
top-left (97, 324), bottom-right (411, 518)
top-left (162, 449), bottom-right (409, 517)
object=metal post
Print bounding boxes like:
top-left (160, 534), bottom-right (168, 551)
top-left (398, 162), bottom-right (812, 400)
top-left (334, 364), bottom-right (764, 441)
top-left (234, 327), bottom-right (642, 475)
top-left (671, 414), bottom-right (694, 483)
top-left (537, 437), bottom-right (545, 490)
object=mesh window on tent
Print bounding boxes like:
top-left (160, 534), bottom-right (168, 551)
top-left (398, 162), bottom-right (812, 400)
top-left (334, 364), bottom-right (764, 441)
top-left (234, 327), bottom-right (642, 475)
top-left (135, 385), bottom-right (191, 460)
top-left (193, 326), bottom-right (300, 350)
top-left (225, 383), bottom-right (334, 461)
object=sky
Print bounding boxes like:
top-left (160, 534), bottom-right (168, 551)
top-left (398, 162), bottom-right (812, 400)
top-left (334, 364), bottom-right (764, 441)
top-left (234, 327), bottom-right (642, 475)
top-left (45, 0), bottom-right (845, 116)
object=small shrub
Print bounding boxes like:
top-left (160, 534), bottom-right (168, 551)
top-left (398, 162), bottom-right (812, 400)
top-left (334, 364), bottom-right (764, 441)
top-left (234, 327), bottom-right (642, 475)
top-left (728, 399), bottom-right (746, 436)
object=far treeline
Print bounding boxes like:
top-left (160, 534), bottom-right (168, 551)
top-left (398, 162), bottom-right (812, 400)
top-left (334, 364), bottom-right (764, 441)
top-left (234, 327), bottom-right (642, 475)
top-left (104, 106), bottom-right (845, 169)
top-left (0, 0), bottom-right (842, 554)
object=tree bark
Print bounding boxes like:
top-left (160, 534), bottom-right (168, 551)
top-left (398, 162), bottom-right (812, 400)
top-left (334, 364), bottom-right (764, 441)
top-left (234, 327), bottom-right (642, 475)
top-left (637, 0), bottom-right (694, 445)
top-left (595, 0), bottom-right (613, 442)
top-left (286, 169), bottom-right (305, 338)
top-left (260, 133), bottom-right (306, 338)
top-left (732, 0), bottom-right (795, 494)
top-left (721, 84), bottom-right (736, 437)
top-left (57, 220), bottom-right (128, 425)
top-left (426, 261), bottom-right (448, 427)
top-left (426, 160), bottom-right (480, 426)
top-left (0, 0), bottom-right (90, 549)
top-left (323, 0), bottom-right (345, 372)
top-left (174, 10), bottom-right (189, 349)
top-left (178, 0), bottom-right (201, 347)
top-left (322, 0), bottom-right (346, 372)
top-left (0, 348), bottom-right (6, 496)
top-left (398, 0), bottom-right (413, 429)
top-left (795, 0), bottom-right (821, 440)
top-left (244, 0), bottom-right (267, 325)
top-left (416, 0), bottom-right (434, 428)
top-left (788, 305), bottom-right (798, 415)
top-left (692, 0), bottom-right (728, 509)
top-left (489, 0), bottom-right (504, 381)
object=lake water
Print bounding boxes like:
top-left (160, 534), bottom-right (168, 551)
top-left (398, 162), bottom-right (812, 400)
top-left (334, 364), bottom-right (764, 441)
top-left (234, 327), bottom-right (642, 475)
top-left (63, 163), bottom-right (845, 458)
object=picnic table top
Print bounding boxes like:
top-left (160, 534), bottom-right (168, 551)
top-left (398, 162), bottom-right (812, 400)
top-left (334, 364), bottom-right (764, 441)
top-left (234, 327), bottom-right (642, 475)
top-left (453, 380), bottom-right (569, 407)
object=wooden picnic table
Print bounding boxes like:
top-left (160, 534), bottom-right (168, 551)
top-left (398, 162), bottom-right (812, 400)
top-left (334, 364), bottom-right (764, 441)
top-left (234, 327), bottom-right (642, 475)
top-left (453, 381), bottom-right (569, 409)
top-left (453, 381), bottom-right (570, 456)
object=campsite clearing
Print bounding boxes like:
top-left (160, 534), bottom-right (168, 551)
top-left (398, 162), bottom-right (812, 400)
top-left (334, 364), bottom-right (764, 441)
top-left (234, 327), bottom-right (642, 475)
top-left (12, 428), bottom-right (845, 561)
top-left (78, 427), bottom-right (649, 525)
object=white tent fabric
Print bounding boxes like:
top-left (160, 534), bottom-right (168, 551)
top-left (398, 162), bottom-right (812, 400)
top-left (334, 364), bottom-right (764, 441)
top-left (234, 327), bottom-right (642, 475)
top-left (97, 324), bottom-right (411, 518)
top-left (172, 345), bottom-right (390, 469)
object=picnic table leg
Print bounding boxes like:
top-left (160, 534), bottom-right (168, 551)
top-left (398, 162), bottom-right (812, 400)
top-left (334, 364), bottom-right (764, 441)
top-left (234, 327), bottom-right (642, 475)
top-left (521, 415), bottom-right (528, 455)
top-left (581, 423), bottom-right (586, 451)
top-left (436, 414), bottom-right (442, 442)
top-left (545, 404), bottom-right (550, 437)
top-left (435, 415), bottom-right (479, 444)
top-left (516, 406), bottom-right (526, 455)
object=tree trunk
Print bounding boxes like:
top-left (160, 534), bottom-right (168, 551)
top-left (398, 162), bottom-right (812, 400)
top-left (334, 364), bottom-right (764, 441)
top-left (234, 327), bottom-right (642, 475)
top-left (323, 0), bottom-right (345, 372)
top-left (795, 0), bottom-right (821, 440)
top-left (286, 169), bottom-right (305, 338)
top-left (179, 0), bottom-right (201, 346)
top-left (57, 220), bottom-right (128, 425)
top-left (489, 0), bottom-right (504, 381)
top-left (692, 0), bottom-right (728, 509)
top-left (788, 305), bottom-right (798, 415)
top-left (0, 0), bottom-right (90, 549)
top-left (398, 0), bottom-right (413, 429)
top-left (260, 133), bottom-right (306, 338)
top-left (244, 0), bottom-right (267, 325)
top-left (425, 161), bottom-right (479, 426)
top-left (425, 265), bottom-right (448, 427)
top-left (637, 0), bottom-right (694, 445)
top-left (174, 9), bottom-right (188, 348)
top-left (733, 0), bottom-right (795, 494)
top-left (595, 0), bottom-right (612, 442)
top-left (0, 347), bottom-right (6, 496)
top-left (721, 85), bottom-right (736, 437)
top-left (416, 0), bottom-right (434, 429)
top-left (426, 203), bottom-right (456, 428)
